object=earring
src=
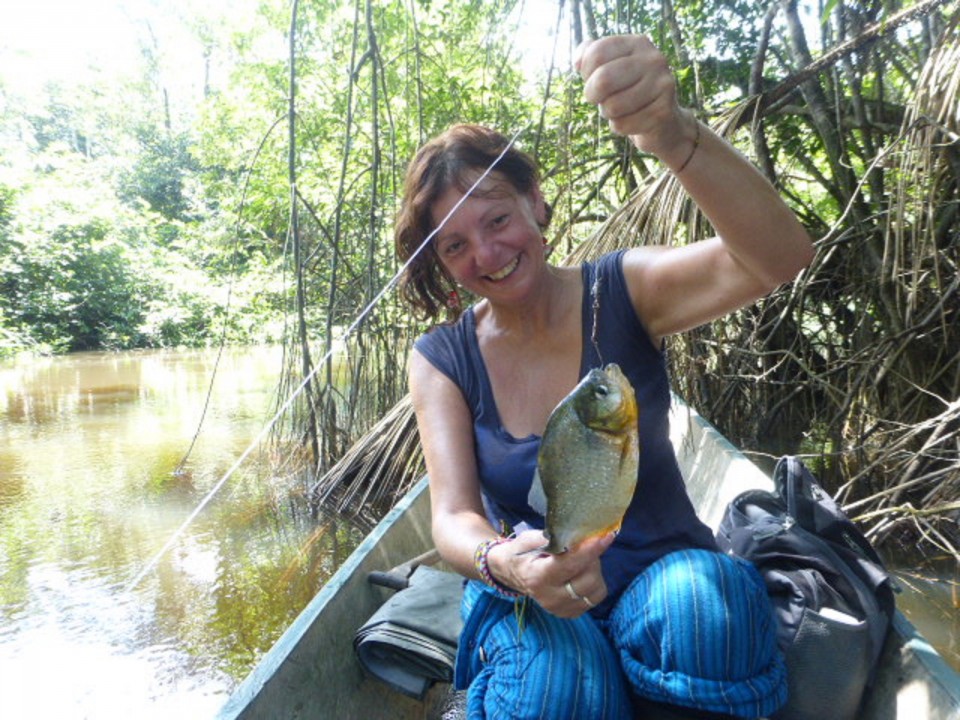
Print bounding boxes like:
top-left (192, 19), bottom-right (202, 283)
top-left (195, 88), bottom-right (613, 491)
top-left (446, 289), bottom-right (461, 309)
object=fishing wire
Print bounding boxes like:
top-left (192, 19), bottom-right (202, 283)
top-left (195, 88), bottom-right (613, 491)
top-left (590, 273), bottom-right (604, 367)
top-left (125, 124), bottom-right (529, 593)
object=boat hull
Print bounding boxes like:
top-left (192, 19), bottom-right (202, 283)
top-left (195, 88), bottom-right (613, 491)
top-left (217, 476), bottom-right (447, 719)
top-left (218, 398), bottom-right (960, 720)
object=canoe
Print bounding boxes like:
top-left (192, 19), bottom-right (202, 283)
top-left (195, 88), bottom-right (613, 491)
top-left (217, 396), bottom-right (960, 720)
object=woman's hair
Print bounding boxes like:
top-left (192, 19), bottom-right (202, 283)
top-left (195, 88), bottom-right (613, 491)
top-left (394, 124), bottom-right (550, 321)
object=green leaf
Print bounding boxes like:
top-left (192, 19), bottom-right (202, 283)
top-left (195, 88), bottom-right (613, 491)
top-left (821, 0), bottom-right (841, 26)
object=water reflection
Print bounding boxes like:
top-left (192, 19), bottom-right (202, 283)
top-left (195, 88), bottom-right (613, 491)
top-left (894, 561), bottom-right (960, 672)
top-left (0, 348), bottom-right (365, 718)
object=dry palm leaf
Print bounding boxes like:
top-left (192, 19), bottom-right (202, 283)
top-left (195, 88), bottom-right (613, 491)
top-left (564, 104), bottom-right (754, 264)
top-left (844, 19), bottom-right (960, 547)
top-left (310, 393), bottom-right (423, 513)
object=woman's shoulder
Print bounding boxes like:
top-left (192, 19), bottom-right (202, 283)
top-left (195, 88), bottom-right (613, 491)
top-left (415, 306), bottom-right (473, 344)
top-left (581, 248), bottom-right (651, 286)
top-left (413, 308), bottom-right (478, 390)
top-left (578, 249), bottom-right (628, 272)
top-left (577, 250), bottom-right (631, 296)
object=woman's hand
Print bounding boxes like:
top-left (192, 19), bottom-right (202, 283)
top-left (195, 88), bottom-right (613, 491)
top-left (574, 35), bottom-right (697, 168)
top-left (574, 35), bottom-right (814, 337)
top-left (487, 529), bottom-right (615, 618)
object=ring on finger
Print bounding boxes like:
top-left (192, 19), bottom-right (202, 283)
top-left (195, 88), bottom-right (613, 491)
top-left (565, 580), bottom-right (594, 608)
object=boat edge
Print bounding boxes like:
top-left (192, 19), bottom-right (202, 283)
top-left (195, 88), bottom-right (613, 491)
top-left (215, 477), bottom-right (432, 720)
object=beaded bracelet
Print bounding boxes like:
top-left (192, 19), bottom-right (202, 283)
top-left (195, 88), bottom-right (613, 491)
top-left (676, 120), bottom-right (701, 174)
top-left (474, 537), bottom-right (524, 598)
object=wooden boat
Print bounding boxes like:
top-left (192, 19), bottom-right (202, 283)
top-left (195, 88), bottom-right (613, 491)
top-left (217, 397), bottom-right (960, 719)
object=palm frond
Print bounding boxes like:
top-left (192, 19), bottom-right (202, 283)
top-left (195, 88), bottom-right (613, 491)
top-left (565, 104), bottom-right (754, 263)
top-left (309, 393), bottom-right (423, 514)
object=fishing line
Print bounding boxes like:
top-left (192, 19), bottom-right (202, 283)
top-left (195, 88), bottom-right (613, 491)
top-left (173, 115), bottom-right (289, 478)
top-left (590, 273), bottom-right (604, 367)
top-left (125, 124), bottom-right (529, 593)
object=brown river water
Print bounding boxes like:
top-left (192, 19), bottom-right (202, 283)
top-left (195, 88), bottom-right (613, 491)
top-left (0, 348), bottom-right (367, 718)
top-left (0, 349), bottom-right (956, 718)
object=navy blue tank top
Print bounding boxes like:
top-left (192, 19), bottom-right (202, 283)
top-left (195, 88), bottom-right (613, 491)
top-left (414, 250), bottom-right (716, 616)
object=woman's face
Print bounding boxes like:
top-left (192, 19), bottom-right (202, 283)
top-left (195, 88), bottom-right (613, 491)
top-left (430, 172), bottom-right (548, 305)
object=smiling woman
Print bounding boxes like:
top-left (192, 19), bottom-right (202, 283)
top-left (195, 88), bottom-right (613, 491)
top-left (395, 123), bottom-right (552, 320)
top-left (430, 172), bottom-right (549, 297)
top-left (395, 27), bottom-right (819, 716)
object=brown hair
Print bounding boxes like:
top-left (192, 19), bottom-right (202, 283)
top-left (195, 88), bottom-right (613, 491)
top-left (394, 124), bottom-right (550, 321)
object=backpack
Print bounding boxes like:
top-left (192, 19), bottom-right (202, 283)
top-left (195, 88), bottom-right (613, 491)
top-left (715, 456), bottom-right (896, 720)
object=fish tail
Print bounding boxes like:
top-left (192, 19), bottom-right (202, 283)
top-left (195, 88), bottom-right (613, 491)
top-left (513, 596), bottom-right (529, 637)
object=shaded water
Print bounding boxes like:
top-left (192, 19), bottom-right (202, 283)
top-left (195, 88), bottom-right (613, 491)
top-left (0, 348), bottom-right (366, 718)
top-left (890, 557), bottom-right (960, 672)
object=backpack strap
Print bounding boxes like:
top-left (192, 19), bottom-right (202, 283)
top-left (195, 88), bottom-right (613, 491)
top-left (774, 456), bottom-right (890, 571)
top-left (774, 455), bottom-right (817, 529)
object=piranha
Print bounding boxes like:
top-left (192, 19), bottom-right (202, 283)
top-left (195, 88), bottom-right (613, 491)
top-left (527, 363), bottom-right (639, 554)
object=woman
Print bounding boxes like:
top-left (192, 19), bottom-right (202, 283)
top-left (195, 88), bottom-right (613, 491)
top-left (396, 35), bottom-right (814, 720)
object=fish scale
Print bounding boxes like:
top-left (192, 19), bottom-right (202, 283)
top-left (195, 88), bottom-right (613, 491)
top-left (527, 363), bottom-right (640, 553)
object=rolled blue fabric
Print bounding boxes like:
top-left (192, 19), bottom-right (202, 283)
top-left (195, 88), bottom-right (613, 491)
top-left (455, 581), bottom-right (633, 720)
top-left (608, 548), bottom-right (787, 718)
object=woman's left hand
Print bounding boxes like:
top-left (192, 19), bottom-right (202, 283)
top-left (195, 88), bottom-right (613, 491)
top-left (497, 530), bottom-right (614, 618)
top-left (574, 35), bottom-right (696, 167)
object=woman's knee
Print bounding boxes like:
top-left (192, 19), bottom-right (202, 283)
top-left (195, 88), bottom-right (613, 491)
top-left (465, 601), bottom-right (632, 720)
top-left (608, 548), bottom-right (786, 718)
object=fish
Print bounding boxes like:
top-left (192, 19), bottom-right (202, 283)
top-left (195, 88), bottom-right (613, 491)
top-left (527, 363), bottom-right (640, 554)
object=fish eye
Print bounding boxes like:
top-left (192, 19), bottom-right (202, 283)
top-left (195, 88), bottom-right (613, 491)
top-left (595, 385), bottom-right (609, 397)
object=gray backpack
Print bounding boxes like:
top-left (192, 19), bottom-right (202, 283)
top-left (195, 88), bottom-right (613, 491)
top-left (716, 456), bottom-right (896, 720)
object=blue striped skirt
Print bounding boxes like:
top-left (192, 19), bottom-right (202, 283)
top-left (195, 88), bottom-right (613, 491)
top-left (454, 548), bottom-right (786, 720)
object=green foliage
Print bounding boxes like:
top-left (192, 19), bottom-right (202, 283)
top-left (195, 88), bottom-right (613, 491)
top-left (0, 0), bottom-right (550, 358)
top-left (0, 184), bottom-right (14, 234)
top-left (821, 0), bottom-right (841, 25)
top-left (0, 139), bottom-right (254, 352)
top-left (119, 127), bottom-right (203, 223)
top-left (2, 1), bottom-right (957, 525)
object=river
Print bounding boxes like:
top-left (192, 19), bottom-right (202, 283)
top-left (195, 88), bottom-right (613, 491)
top-left (0, 348), bottom-right (368, 719)
top-left (0, 349), bottom-right (956, 719)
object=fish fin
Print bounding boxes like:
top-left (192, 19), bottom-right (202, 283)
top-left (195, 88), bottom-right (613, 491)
top-left (513, 543), bottom-right (551, 557)
top-left (527, 468), bottom-right (548, 516)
